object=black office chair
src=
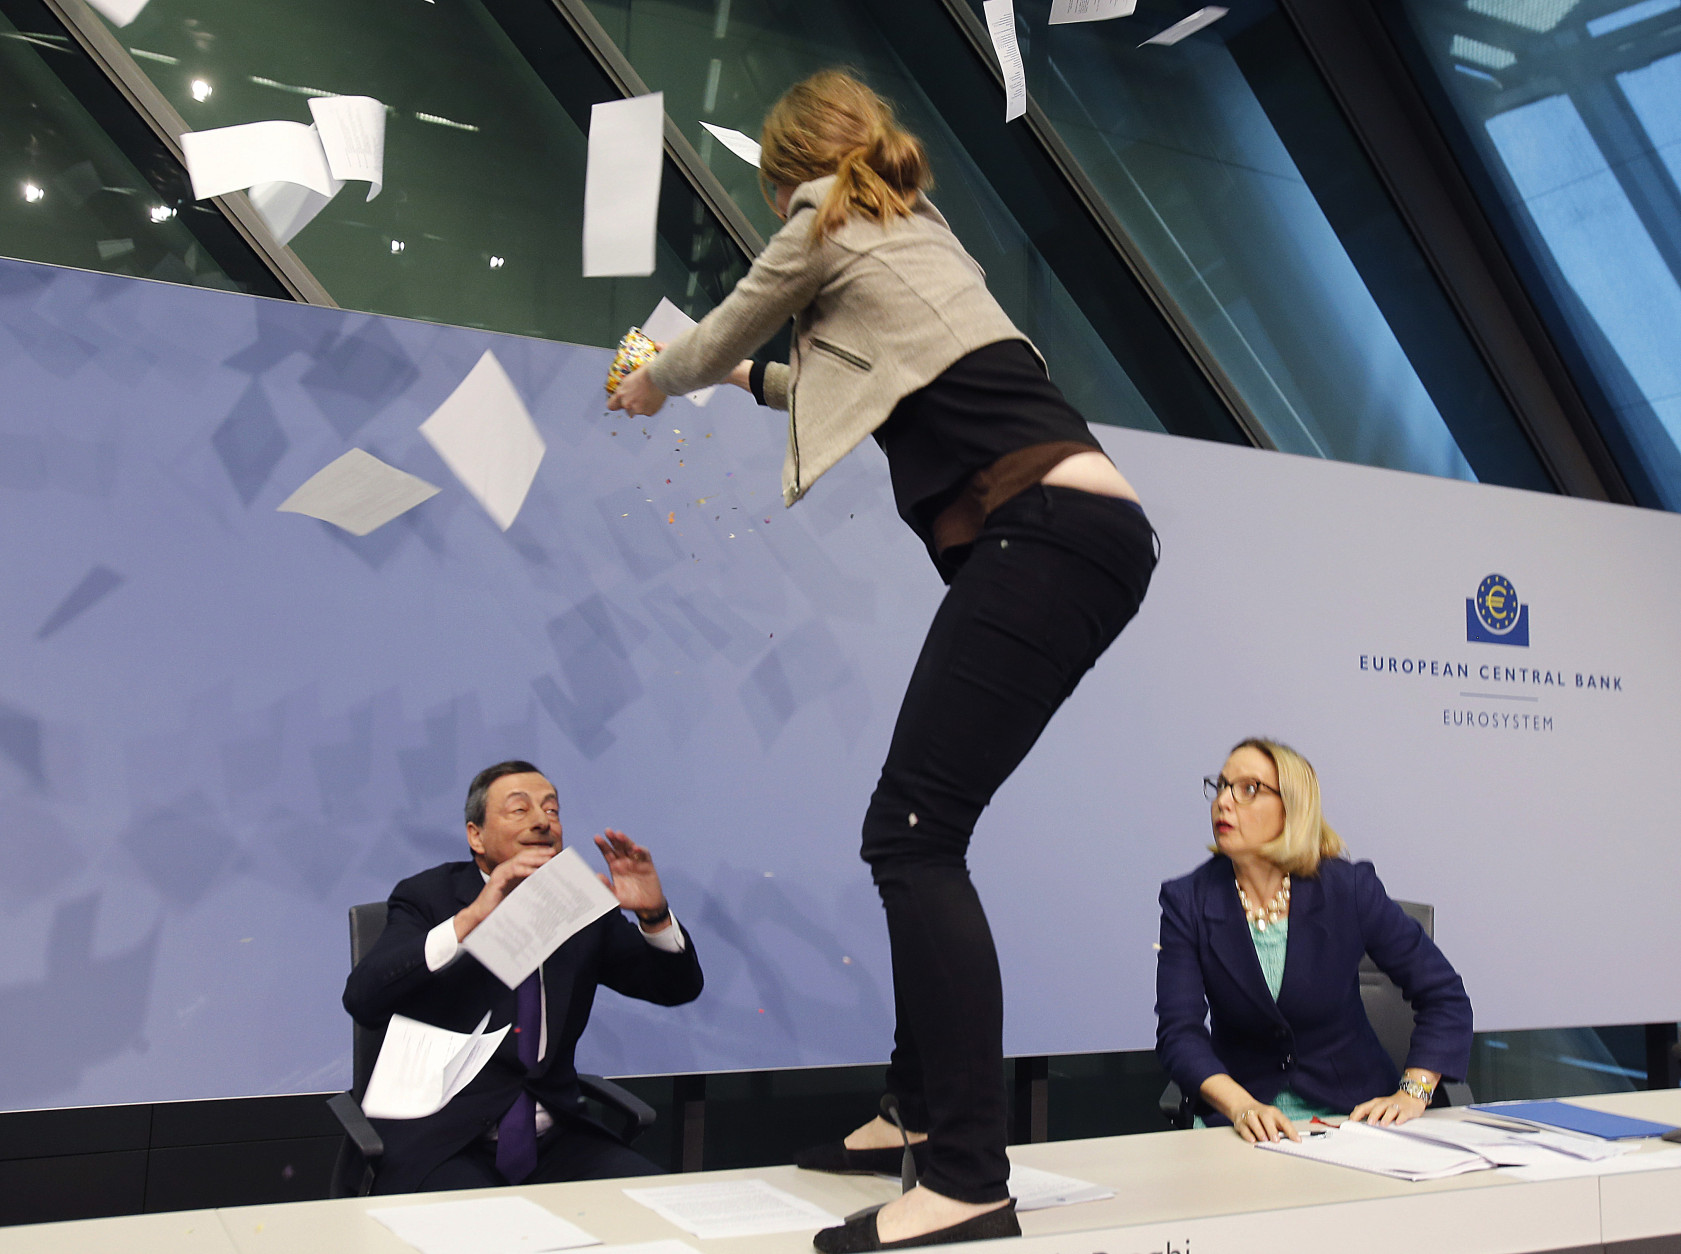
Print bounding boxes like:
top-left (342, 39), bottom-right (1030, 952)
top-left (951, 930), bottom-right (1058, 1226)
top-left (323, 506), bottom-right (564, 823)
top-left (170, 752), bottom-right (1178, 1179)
top-left (1158, 899), bottom-right (1472, 1128)
top-left (327, 901), bottom-right (657, 1197)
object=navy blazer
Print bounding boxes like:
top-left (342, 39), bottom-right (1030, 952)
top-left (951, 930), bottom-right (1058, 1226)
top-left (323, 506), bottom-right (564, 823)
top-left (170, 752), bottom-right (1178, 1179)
top-left (342, 860), bottom-right (703, 1193)
top-left (1155, 855), bottom-right (1471, 1121)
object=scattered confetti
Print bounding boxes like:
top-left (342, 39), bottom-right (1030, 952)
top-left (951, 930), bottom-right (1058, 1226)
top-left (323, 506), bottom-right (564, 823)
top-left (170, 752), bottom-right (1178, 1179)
top-left (842, 956), bottom-right (852, 965)
top-left (667, 512), bottom-right (675, 524)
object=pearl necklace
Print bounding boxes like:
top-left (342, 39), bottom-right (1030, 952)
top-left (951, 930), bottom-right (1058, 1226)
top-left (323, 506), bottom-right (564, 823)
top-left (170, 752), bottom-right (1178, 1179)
top-left (1236, 874), bottom-right (1290, 931)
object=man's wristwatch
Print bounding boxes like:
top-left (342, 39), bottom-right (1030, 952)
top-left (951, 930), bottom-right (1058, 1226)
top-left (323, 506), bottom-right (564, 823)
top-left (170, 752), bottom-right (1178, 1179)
top-left (636, 903), bottom-right (671, 928)
top-left (1399, 1075), bottom-right (1436, 1102)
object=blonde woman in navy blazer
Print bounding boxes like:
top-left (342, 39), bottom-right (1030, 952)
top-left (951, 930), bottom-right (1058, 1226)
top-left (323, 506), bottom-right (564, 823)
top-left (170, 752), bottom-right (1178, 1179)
top-left (1155, 738), bottom-right (1472, 1144)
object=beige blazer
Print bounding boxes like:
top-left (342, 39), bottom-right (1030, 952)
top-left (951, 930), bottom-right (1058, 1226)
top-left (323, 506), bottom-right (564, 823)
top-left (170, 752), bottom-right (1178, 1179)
top-left (645, 176), bottom-right (1030, 506)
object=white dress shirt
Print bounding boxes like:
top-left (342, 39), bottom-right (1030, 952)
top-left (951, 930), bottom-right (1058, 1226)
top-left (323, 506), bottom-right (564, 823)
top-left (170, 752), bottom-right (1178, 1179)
top-left (422, 876), bottom-right (685, 1137)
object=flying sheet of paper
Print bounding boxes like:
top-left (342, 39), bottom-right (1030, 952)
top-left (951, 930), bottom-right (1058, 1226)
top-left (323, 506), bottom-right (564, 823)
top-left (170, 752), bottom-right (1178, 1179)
top-left (982, 1), bottom-right (1027, 122)
top-left (700, 122), bottom-right (761, 168)
top-left (182, 120), bottom-right (339, 202)
top-left (86, 0), bottom-right (149, 24)
top-left (246, 179), bottom-right (338, 246)
top-left (641, 298), bottom-right (716, 407)
top-left (583, 93), bottom-right (666, 278)
top-left (276, 448), bottom-right (439, 536)
top-left (369, 1196), bottom-right (600, 1254)
top-left (1049, 0), bottom-right (1137, 23)
top-left (418, 349), bottom-right (545, 532)
top-left (461, 847), bottom-right (620, 987)
top-left (361, 1012), bottom-right (509, 1120)
top-left (309, 95), bottom-right (387, 199)
top-left (1142, 6), bottom-right (1227, 45)
top-left (622, 1180), bottom-right (841, 1240)
top-left (181, 97), bottom-right (385, 244)
top-left (1005, 1163), bottom-right (1115, 1211)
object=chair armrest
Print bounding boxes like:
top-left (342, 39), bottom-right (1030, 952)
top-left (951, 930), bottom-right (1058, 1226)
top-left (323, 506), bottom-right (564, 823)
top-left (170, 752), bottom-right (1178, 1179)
top-left (326, 1091), bottom-right (384, 1159)
top-left (1439, 1081), bottom-right (1474, 1108)
top-left (1159, 1080), bottom-right (1192, 1129)
top-left (579, 1073), bottom-right (656, 1138)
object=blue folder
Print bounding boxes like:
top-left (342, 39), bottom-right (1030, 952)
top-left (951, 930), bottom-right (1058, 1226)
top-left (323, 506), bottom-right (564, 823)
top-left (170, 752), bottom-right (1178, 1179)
top-left (1470, 1100), bottom-right (1678, 1140)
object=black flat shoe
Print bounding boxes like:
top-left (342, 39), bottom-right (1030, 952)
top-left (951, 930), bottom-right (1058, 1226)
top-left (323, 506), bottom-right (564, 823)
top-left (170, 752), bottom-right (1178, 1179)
top-left (794, 1139), bottom-right (930, 1177)
top-left (812, 1200), bottom-right (1020, 1253)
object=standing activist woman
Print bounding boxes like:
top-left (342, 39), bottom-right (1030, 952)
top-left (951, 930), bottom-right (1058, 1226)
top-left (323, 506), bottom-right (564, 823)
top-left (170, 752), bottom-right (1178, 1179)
top-left (609, 70), bottom-right (1157, 1251)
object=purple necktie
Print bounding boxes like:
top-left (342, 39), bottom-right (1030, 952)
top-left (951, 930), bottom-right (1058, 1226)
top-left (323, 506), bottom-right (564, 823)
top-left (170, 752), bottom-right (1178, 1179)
top-left (495, 972), bottom-right (541, 1184)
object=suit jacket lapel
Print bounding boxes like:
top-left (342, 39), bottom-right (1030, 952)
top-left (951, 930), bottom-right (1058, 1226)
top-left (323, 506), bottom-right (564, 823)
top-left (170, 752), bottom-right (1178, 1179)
top-left (1204, 863), bottom-right (1287, 1024)
top-left (450, 861), bottom-right (484, 911)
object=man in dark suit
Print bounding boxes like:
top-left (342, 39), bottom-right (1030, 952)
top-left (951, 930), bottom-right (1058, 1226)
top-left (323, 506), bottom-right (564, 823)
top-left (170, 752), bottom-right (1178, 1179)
top-left (343, 760), bottom-right (703, 1194)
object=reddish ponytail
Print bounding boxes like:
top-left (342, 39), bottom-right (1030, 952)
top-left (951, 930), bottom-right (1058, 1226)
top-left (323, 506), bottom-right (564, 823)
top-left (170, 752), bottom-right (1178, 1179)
top-left (759, 70), bottom-right (932, 241)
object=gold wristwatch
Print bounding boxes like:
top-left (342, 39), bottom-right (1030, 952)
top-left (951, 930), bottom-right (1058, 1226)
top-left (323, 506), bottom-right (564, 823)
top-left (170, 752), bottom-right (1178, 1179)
top-left (1400, 1075), bottom-right (1436, 1102)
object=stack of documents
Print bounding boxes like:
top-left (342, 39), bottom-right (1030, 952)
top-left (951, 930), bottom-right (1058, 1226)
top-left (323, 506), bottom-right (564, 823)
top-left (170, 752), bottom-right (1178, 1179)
top-left (1255, 1114), bottom-right (1669, 1182)
top-left (1258, 1121), bottom-right (1492, 1181)
top-left (1400, 1116), bottom-right (1622, 1163)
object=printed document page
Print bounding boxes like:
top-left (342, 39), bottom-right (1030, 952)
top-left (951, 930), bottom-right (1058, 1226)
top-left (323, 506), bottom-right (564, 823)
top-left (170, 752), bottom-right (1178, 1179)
top-left (461, 847), bottom-right (620, 987)
top-left (1049, 0), bottom-right (1137, 23)
top-left (982, 1), bottom-right (1027, 122)
top-left (700, 122), bottom-right (761, 167)
top-left (1006, 1163), bottom-right (1114, 1211)
top-left (277, 448), bottom-right (439, 536)
top-left (418, 349), bottom-right (545, 532)
top-left (583, 93), bottom-right (665, 277)
top-left (622, 1180), bottom-right (841, 1239)
top-left (361, 1011), bottom-right (508, 1120)
top-left (369, 1195), bottom-right (599, 1254)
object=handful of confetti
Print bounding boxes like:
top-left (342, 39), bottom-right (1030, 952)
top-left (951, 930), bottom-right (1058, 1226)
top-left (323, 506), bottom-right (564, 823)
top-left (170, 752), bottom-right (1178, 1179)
top-left (605, 326), bottom-right (659, 396)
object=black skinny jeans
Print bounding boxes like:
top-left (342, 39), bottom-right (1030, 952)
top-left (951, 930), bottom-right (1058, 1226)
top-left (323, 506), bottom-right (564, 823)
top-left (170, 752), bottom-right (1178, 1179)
top-left (860, 485), bottom-right (1157, 1204)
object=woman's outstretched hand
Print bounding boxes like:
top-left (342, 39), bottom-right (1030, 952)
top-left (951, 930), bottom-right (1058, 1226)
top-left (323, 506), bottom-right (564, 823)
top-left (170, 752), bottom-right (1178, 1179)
top-left (608, 362), bottom-right (668, 417)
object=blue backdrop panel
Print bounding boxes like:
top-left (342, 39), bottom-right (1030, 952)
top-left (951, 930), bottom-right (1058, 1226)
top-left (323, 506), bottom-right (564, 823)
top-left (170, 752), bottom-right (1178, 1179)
top-left (4, 255), bottom-right (1681, 1113)
top-left (0, 255), bottom-right (956, 1107)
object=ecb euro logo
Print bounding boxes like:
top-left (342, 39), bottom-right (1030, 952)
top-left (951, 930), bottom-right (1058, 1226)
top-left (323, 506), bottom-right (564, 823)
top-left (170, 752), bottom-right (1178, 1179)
top-left (1466, 573), bottom-right (1529, 646)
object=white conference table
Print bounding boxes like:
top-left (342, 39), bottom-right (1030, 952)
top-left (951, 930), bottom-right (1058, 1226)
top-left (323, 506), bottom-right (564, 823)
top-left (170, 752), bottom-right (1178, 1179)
top-left (2, 1090), bottom-right (1677, 1254)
